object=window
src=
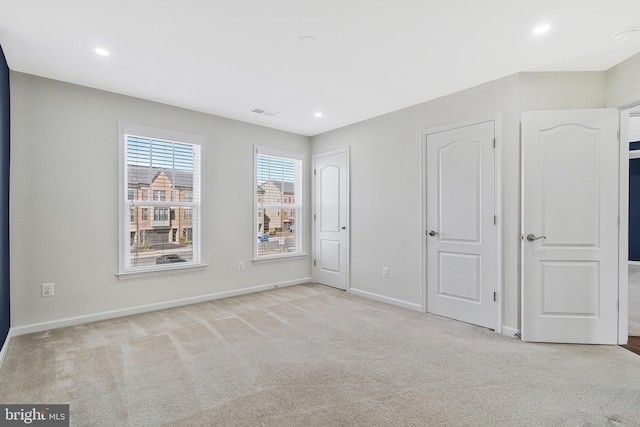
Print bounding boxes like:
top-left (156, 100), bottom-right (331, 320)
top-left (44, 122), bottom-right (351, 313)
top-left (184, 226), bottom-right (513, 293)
top-left (153, 190), bottom-right (166, 201)
top-left (119, 123), bottom-right (204, 275)
top-left (153, 207), bottom-right (169, 221)
top-left (255, 146), bottom-right (303, 259)
top-left (184, 208), bottom-right (192, 220)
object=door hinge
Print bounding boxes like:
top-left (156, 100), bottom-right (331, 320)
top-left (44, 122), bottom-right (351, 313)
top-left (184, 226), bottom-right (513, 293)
top-left (314, 169), bottom-right (317, 176)
top-left (314, 259), bottom-right (316, 266)
top-left (493, 138), bottom-right (496, 149)
top-left (494, 215), bottom-right (497, 225)
top-left (617, 130), bottom-right (620, 142)
top-left (493, 292), bottom-right (497, 302)
top-left (314, 214), bottom-right (317, 221)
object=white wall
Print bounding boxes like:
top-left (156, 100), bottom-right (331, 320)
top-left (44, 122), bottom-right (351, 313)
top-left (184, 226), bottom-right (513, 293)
top-left (519, 72), bottom-right (606, 111)
top-left (606, 51), bottom-right (640, 108)
top-left (310, 71), bottom-right (607, 332)
top-left (10, 73), bottom-right (311, 329)
top-left (311, 75), bottom-right (521, 327)
top-left (630, 115), bottom-right (640, 142)
top-left (11, 60), bottom-right (635, 333)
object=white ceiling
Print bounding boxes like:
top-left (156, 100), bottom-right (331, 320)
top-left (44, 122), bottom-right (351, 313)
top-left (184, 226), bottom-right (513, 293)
top-left (1, 1), bottom-right (640, 136)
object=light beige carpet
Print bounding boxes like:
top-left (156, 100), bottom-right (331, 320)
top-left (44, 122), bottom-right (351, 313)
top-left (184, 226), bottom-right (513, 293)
top-left (1, 283), bottom-right (639, 426)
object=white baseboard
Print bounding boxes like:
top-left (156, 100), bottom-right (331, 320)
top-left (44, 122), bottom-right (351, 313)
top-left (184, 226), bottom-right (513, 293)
top-left (0, 328), bottom-right (13, 370)
top-left (349, 288), bottom-right (422, 312)
top-left (12, 277), bottom-right (311, 337)
top-left (502, 326), bottom-right (521, 339)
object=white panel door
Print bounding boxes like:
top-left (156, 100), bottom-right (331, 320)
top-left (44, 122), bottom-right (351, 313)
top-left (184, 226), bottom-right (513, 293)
top-left (313, 150), bottom-right (349, 290)
top-left (426, 121), bottom-right (496, 329)
top-left (522, 109), bottom-right (619, 344)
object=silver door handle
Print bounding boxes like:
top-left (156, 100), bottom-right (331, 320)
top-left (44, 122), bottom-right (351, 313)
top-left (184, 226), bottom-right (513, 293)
top-left (526, 234), bottom-right (546, 242)
top-left (428, 230), bottom-right (439, 237)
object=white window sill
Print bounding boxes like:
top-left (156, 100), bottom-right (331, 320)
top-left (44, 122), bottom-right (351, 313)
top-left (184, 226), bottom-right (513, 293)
top-left (117, 263), bottom-right (208, 280)
top-left (252, 253), bottom-right (307, 264)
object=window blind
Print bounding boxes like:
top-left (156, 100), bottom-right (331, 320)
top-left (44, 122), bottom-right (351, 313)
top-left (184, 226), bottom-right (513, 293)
top-left (123, 131), bottom-right (202, 272)
top-left (255, 147), bottom-right (303, 258)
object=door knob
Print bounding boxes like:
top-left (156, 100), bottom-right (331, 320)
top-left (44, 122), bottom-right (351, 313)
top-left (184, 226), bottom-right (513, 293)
top-left (526, 234), bottom-right (547, 242)
top-left (341, 226), bottom-right (346, 230)
top-left (428, 230), bottom-right (439, 237)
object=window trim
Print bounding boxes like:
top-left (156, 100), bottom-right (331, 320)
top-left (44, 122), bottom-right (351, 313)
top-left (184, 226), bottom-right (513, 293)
top-left (253, 145), bottom-right (305, 261)
top-left (117, 122), bottom-right (206, 277)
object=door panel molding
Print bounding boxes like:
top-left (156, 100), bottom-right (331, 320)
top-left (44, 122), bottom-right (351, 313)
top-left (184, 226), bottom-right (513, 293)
top-left (422, 114), bottom-right (503, 333)
top-left (521, 109), bottom-right (619, 344)
top-left (312, 148), bottom-right (350, 290)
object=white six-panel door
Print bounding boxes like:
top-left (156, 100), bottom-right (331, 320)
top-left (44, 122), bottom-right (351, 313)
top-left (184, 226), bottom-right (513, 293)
top-left (521, 109), bottom-right (619, 344)
top-left (313, 150), bottom-right (349, 290)
top-left (426, 120), bottom-right (496, 329)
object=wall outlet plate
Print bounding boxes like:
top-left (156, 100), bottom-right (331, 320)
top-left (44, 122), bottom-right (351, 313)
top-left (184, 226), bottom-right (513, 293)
top-left (238, 261), bottom-right (245, 272)
top-left (382, 267), bottom-right (390, 279)
top-left (41, 282), bottom-right (54, 297)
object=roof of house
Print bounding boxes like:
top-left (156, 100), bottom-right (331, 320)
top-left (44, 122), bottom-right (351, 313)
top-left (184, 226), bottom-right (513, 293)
top-left (257, 180), bottom-right (295, 194)
top-left (128, 165), bottom-right (193, 188)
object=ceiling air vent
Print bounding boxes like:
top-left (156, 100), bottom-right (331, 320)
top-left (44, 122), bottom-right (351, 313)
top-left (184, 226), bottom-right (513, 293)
top-left (251, 108), bottom-right (277, 117)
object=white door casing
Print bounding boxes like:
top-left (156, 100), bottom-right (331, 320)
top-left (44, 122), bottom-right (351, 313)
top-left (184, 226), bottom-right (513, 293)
top-left (521, 109), bottom-right (619, 344)
top-left (425, 120), bottom-right (497, 329)
top-left (313, 149), bottom-right (349, 290)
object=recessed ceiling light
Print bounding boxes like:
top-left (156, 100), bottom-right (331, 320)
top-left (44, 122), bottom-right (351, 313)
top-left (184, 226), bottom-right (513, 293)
top-left (299, 36), bottom-right (316, 46)
top-left (314, 112), bottom-right (323, 118)
top-left (613, 28), bottom-right (639, 43)
top-left (533, 24), bottom-right (552, 35)
top-left (94, 47), bottom-right (110, 56)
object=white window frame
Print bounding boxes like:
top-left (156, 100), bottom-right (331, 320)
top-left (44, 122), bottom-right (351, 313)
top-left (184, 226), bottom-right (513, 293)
top-left (118, 123), bottom-right (206, 277)
top-left (254, 145), bottom-right (305, 261)
top-left (153, 190), bottom-right (166, 201)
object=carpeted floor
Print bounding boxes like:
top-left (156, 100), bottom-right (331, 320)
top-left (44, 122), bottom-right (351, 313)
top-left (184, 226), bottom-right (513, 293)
top-left (1, 283), bottom-right (640, 426)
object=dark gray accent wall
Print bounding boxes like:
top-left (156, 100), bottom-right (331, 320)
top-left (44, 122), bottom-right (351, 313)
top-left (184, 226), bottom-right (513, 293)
top-left (0, 44), bottom-right (10, 347)
top-left (630, 142), bottom-right (640, 261)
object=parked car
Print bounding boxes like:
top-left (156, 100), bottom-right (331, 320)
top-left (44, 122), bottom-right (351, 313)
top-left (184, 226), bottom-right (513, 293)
top-left (156, 254), bottom-right (187, 264)
top-left (288, 225), bottom-right (295, 232)
top-left (257, 233), bottom-right (269, 242)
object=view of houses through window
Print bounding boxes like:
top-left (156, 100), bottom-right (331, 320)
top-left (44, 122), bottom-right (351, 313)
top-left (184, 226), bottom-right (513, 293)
top-left (256, 149), bottom-right (302, 257)
top-left (125, 133), bottom-right (201, 270)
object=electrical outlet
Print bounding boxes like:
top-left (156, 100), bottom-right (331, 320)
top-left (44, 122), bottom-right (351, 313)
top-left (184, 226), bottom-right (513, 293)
top-left (382, 267), bottom-right (390, 279)
top-left (238, 261), bottom-right (245, 272)
top-left (41, 282), bottom-right (54, 297)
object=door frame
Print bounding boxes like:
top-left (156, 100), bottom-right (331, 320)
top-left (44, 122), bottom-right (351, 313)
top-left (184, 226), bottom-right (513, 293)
top-left (421, 114), bottom-right (503, 333)
top-left (311, 148), bottom-right (350, 291)
top-left (609, 97), bottom-right (640, 345)
top-left (618, 105), bottom-right (640, 343)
